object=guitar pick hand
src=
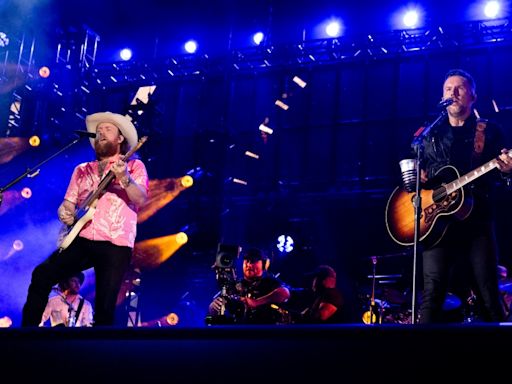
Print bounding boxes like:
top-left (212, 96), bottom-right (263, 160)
top-left (111, 159), bottom-right (128, 180)
top-left (497, 148), bottom-right (512, 173)
top-left (58, 206), bottom-right (74, 225)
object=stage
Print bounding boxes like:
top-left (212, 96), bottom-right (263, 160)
top-left (1, 323), bottom-right (510, 382)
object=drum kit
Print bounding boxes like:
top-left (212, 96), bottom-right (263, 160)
top-left (361, 252), bottom-right (466, 324)
top-left (362, 286), bottom-right (464, 324)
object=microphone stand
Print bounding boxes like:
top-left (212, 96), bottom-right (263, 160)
top-left (408, 108), bottom-right (448, 324)
top-left (0, 135), bottom-right (87, 207)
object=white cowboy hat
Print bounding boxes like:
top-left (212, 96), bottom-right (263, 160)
top-left (85, 112), bottom-right (138, 150)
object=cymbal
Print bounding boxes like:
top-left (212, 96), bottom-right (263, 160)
top-left (366, 274), bottom-right (403, 279)
top-left (499, 279), bottom-right (512, 294)
top-left (366, 251), bottom-right (411, 259)
top-left (382, 290), bottom-right (461, 310)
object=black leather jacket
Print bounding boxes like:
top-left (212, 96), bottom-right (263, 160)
top-left (421, 113), bottom-right (506, 221)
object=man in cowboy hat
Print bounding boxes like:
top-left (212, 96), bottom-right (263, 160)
top-left (22, 112), bottom-right (149, 326)
top-left (40, 272), bottom-right (94, 327)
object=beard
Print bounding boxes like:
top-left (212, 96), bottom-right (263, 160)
top-left (448, 105), bottom-right (468, 119)
top-left (94, 140), bottom-right (118, 158)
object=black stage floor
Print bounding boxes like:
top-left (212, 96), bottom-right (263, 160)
top-left (1, 323), bottom-right (510, 382)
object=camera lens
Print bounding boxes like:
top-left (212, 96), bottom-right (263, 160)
top-left (217, 252), bottom-right (234, 268)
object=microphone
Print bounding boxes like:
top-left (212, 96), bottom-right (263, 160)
top-left (74, 130), bottom-right (96, 138)
top-left (399, 158), bottom-right (417, 193)
top-left (437, 98), bottom-right (454, 109)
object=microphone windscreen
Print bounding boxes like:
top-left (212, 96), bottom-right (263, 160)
top-left (399, 159), bottom-right (417, 193)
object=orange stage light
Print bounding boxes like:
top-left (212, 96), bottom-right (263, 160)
top-left (0, 137), bottom-right (29, 164)
top-left (38, 66), bottom-right (50, 78)
top-left (29, 136), bottom-right (41, 147)
top-left (137, 176), bottom-right (194, 223)
top-left (132, 232), bottom-right (189, 269)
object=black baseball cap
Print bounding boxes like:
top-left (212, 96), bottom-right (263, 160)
top-left (242, 248), bottom-right (268, 262)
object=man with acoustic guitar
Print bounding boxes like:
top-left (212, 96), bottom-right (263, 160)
top-left (405, 69), bottom-right (512, 323)
top-left (21, 112), bottom-right (149, 326)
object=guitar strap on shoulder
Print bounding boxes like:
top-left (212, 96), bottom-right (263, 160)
top-left (473, 118), bottom-right (487, 155)
top-left (472, 118), bottom-right (487, 165)
top-left (74, 298), bottom-right (84, 327)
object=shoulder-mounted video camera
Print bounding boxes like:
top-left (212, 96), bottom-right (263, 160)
top-left (213, 243), bottom-right (241, 293)
top-left (214, 243), bottom-right (241, 269)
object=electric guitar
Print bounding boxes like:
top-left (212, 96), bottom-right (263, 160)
top-left (385, 149), bottom-right (512, 247)
top-left (57, 136), bottom-right (148, 252)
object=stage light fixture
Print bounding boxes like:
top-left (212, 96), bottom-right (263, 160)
top-left (120, 48), bottom-right (133, 61)
top-left (141, 312), bottom-right (179, 327)
top-left (403, 10), bottom-right (419, 28)
top-left (253, 32), bottom-right (264, 45)
top-left (1, 239), bottom-right (25, 261)
top-left (12, 240), bottom-right (24, 251)
top-left (38, 66), bottom-right (50, 79)
top-left (292, 76), bottom-right (307, 88)
top-left (179, 175), bottom-right (194, 188)
top-left (184, 40), bottom-right (198, 54)
top-left (132, 232), bottom-right (189, 269)
top-left (176, 232), bottom-right (188, 245)
top-left (228, 177), bottom-right (247, 186)
top-left (21, 187), bottom-right (32, 199)
top-left (484, 1), bottom-right (501, 18)
top-left (38, 66), bottom-right (50, 78)
top-left (29, 136), bottom-right (40, 147)
top-left (325, 21), bottom-right (342, 38)
top-left (244, 151), bottom-right (259, 159)
top-left (0, 32), bottom-right (9, 47)
top-left (259, 124), bottom-right (273, 134)
top-left (276, 235), bottom-right (294, 253)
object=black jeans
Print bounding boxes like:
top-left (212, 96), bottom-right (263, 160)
top-left (419, 218), bottom-right (505, 323)
top-left (22, 237), bottom-right (132, 326)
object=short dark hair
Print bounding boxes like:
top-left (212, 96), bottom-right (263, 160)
top-left (444, 69), bottom-right (476, 96)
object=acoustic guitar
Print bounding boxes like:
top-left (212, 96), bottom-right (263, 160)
top-left (57, 136), bottom-right (148, 252)
top-left (385, 150), bottom-right (511, 247)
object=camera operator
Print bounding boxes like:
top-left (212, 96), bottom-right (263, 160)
top-left (207, 248), bottom-right (290, 324)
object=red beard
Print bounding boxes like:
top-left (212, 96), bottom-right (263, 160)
top-left (94, 140), bottom-right (118, 158)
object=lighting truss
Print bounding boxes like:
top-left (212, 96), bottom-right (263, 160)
top-left (81, 17), bottom-right (512, 89)
top-left (0, 33), bottom-right (36, 86)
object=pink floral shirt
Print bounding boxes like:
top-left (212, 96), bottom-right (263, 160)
top-left (64, 155), bottom-right (149, 248)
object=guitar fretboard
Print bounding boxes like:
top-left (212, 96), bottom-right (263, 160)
top-left (445, 155), bottom-right (505, 194)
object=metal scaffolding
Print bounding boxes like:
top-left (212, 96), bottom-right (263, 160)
top-left (82, 17), bottom-right (512, 89)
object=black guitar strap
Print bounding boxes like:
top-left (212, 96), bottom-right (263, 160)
top-left (74, 298), bottom-right (84, 326)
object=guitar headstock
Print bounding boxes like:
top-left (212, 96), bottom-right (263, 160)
top-left (134, 136), bottom-right (148, 149)
top-left (122, 136), bottom-right (148, 160)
